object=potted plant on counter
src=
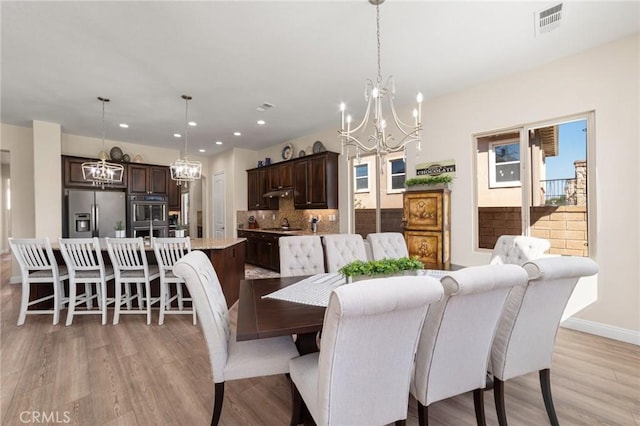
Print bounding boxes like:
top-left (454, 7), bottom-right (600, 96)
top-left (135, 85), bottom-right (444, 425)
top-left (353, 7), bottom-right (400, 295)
top-left (175, 222), bottom-right (186, 238)
top-left (114, 221), bottom-right (126, 238)
top-left (338, 257), bottom-right (424, 283)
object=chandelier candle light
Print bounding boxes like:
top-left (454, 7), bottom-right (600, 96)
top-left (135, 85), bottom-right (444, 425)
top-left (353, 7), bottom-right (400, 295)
top-left (170, 94), bottom-right (202, 186)
top-left (339, 0), bottom-right (423, 233)
top-left (81, 97), bottom-right (125, 187)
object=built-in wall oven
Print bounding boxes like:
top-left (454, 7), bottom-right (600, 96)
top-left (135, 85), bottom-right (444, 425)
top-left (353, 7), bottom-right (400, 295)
top-left (128, 195), bottom-right (169, 238)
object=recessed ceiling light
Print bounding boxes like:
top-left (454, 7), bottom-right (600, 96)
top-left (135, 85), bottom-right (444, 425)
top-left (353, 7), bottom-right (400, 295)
top-left (173, 133), bottom-right (181, 138)
top-left (119, 123), bottom-right (129, 128)
top-left (233, 131), bottom-right (242, 136)
top-left (215, 141), bottom-right (223, 145)
top-left (199, 149), bottom-right (206, 153)
top-left (257, 120), bottom-right (266, 125)
top-left (188, 121), bottom-right (197, 127)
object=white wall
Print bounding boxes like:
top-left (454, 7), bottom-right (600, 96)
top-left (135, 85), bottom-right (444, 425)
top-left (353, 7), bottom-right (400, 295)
top-left (33, 121), bottom-right (62, 240)
top-left (402, 35), bottom-right (639, 334)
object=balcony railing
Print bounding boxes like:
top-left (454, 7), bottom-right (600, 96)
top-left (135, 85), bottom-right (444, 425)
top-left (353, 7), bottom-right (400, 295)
top-left (540, 178), bottom-right (577, 205)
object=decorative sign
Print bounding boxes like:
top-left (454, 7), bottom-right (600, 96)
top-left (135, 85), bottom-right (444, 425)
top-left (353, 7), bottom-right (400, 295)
top-left (416, 159), bottom-right (456, 178)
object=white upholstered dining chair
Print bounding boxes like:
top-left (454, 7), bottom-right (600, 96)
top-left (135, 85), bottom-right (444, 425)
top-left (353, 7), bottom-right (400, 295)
top-left (489, 235), bottom-right (551, 265)
top-left (490, 256), bottom-right (598, 426)
top-left (289, 275), bottom-right (444, 426)
top-left (105, 237), bottom-right (160, 325)
top-left (279, 235), bottom-right (326, 277)
top-left (58, 237), bottom-right (114, 325)
top-left (173, 250), bottom-right (299, 426)
top-left (366, 232), bottom-right (410, 260)
top-left (153, 237), bottom-right (195, 325)
top-left (9, 237), bottom-right (69, 326)
top-left (322, 233), bottom-right (368, 273)
top-left (410, 264), bottom-right (529, 426)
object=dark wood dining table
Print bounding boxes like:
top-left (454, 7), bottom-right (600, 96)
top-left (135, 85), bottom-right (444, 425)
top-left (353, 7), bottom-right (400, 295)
top-left (236, 275), bottom-right (327, 355)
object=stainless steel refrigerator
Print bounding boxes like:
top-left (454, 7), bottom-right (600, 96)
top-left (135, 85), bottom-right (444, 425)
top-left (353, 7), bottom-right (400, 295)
top-left (67, 189), bottom-right (126, 238)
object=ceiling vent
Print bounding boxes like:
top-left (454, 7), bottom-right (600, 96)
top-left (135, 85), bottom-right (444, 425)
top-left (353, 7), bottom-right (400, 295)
top-left (256, 102), bottom-right (275, 112)
top-left (535, 3), bottom-right (563, 36)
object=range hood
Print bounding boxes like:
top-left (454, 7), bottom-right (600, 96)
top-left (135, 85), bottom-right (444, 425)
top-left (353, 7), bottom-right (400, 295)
top-left (263, 188), bottom-right (293, 198)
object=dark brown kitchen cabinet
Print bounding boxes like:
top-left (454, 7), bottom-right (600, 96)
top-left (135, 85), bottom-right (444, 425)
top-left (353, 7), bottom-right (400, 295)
top-left (62, 155), bottom-right (127, 189)
top-left (168, 179), bottom-right (181, 210)
top-left (269, 163), bottom-right (293, 190)
top-left (237, 230), bottom-right (280, 271)
top-left (293, 151), bottom-right (339, 209)
top-left (128, 164), bottom-right (168, 195)
top-left (247, 168), bottom-right (277, 210)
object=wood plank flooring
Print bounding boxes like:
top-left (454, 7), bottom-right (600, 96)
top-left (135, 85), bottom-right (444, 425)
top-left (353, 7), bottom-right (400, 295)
top-left (2, 253), bottom-right (639, 425)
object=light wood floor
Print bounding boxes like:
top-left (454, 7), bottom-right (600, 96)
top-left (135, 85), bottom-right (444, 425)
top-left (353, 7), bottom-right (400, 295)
top-left (2, 254), bottom-right (639, 425)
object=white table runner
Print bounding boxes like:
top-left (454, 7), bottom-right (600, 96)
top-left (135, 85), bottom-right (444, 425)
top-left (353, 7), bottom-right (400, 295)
top-left (262, 269), bottom-right (450, 307)
top-left (262, 273), bottom-right (346, 307)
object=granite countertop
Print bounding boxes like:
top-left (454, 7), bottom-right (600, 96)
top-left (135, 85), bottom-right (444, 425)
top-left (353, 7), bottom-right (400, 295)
top-left (236, 228), bottom-right (332, 236)
top-left (190, 237), bottom-right (245, 250)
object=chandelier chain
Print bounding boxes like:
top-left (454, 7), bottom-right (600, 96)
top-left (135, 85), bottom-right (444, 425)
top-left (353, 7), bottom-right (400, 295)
top-left (376, 3), bottom-right (382, 84)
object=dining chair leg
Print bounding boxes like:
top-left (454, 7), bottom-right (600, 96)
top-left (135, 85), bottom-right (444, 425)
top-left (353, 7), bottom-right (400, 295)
top-left (473, 388), bottom-right (487, 426)
top-left (114, 282), bottom-right (122, 325)
top-left (290, 381), bottom-right (303, 426)
top-left (159, 280), bottom-right (167, 325)
top-left (145, 281), bottom-right (152, 325)
top-left (417, 402), bottom-right (429, 426)
top-left (539, 369), bottom-right (560, 426)
top-left (493, 377), bottom-right (508, 426)
top-left (65, 280), bottom-right (77, 326)
top-left (18, 281), bottom-right (29, 326)
top-left (212, 382), bottom-right (224, 426)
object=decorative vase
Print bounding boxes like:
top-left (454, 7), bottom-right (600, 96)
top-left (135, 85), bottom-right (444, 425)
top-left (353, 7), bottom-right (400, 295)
top-left (175, 230), bottom-right (185, 238)
top-left (115, 230), bottom-right (125, 238)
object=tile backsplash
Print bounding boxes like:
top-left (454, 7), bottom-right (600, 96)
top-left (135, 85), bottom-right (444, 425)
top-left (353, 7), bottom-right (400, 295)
top-left (237, 197), bottom-right (339, 233)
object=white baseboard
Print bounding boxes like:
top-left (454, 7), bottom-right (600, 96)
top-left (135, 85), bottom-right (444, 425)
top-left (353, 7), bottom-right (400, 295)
top-left (561, 317), bottom-right (640, 346)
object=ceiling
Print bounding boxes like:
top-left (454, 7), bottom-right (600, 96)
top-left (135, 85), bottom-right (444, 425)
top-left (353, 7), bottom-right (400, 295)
top-left (2, 1), bottom-right (638, 157)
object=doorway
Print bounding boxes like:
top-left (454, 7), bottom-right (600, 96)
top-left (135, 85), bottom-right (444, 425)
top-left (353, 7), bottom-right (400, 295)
top-left (213, 171), bottom-right (226, 239)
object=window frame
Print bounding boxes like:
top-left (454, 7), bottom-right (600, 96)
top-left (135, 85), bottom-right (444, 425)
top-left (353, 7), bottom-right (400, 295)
top-left (488, 140), bottom-right (522, 188)
top-left (386, 158), bottom-right (406, 194)
top-left (354, 163), bottom-right (370, 193)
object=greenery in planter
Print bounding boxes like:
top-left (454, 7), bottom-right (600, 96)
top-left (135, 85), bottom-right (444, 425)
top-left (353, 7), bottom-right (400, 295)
top-left (114, 221), bottom-right (125, 231)
top-left (338, 257), bottom-right (424, 278)
top-left (175, 221), bottom-right (187, 230)
top-left (405, 175), bottom-right (453, 187)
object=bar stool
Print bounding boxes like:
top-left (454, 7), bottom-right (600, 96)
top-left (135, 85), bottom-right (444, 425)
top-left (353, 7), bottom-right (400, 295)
top-left (8, 237), bottom-right (69, 326)
top-left (58, 237), bottom-right (114, 325)
top-left (152, 237), bottom-right (196, 325)
top-left (105, 237), bottom-right (160, 325)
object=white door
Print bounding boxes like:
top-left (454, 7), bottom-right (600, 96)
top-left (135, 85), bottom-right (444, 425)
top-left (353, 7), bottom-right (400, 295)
top-left (213, 172), bottom-right (225, 238)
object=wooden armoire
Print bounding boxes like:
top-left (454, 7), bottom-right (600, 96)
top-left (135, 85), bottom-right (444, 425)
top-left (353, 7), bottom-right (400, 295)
top-left (402, 187), bottom-right (451, 269)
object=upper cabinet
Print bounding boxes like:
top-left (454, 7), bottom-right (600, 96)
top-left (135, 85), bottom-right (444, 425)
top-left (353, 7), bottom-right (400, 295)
top-left (247, 168), bottom-right (278, 210)
top-left (128, 164), bottom-right (169, 195)
top-left (62, 156), bottom-right (127, 189)
top-left (293, 152), bottom-right (338, 209)
top-left (246, 151), bottom-right (338, 210)
top-left (168, 179), bottom-right (181, 210)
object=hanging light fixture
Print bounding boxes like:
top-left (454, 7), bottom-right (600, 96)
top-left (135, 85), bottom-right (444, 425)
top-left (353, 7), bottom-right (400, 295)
top-left (81, 97), bottom-right (124, 187)
top-left (170, 94), bottom-right (202, 186)
top-left (339, 0), bottom-right (423, 233)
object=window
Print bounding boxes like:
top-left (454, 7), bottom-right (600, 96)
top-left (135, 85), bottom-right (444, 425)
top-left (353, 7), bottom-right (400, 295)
top-left (354, 164), bottom-right (369, 192)
top-left (387, 158), bottom-right (406, 193)
top-left (489, 141), bottom-right (520, 187)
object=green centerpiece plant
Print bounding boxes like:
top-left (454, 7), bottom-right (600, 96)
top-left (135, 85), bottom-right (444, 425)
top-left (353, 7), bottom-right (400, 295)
top-left (405, 175), bottom-right (453, 187)
top-left (338, 257), bottom-right (424, 281)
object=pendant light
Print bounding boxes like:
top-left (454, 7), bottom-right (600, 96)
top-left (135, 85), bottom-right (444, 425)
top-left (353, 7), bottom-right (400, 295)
top-left (170, 94), bottom-right (202, 186)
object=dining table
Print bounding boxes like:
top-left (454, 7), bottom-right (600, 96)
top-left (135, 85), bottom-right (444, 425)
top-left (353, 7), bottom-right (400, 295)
top-left (235, 266), bottom-right (464, 355)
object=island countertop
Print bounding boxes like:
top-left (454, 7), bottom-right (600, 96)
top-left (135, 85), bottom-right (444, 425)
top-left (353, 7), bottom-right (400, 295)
top-left (190, 237), bottom-right (246, 250)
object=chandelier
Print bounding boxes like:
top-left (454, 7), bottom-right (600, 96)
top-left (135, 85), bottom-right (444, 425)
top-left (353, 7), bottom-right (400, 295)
top-left (170, 95), bottom-right (202, 186)
top-left (339, 0), bottom-right (423, 161)
top-left (81, 97), bottom-right (124, 187)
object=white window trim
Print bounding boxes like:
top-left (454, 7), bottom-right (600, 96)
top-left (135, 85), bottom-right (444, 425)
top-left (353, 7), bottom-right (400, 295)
top-left (354, 163), bottom-right (370, 193)
top-left (386, 158), bottom-right (406, 194)
top-left (489, 140), bottom-right (521, 188)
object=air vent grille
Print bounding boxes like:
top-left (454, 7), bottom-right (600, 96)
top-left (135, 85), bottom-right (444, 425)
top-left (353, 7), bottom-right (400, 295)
top-left (535, 3), bottom-right (563, 36)
top-left (257, 102), bottom-right (275, 112)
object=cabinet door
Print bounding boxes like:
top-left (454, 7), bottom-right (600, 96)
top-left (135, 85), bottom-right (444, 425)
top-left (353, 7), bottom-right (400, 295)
top-left (403, 191), bottom-right (444, 231)
top-left (307, 156), bottom-right (328, 207)
top-left (63, 156), bottom-right (127, 189)
top-left (247, 170), bottom-right (261, 209)
top-left (279, 163), bottom-right (293, 188)
top-left (128, 164), bottom-right (149, 194)
top-left (269, 165), bottom-right (281, 190)
top-left (149, 166), bottom-right (168, 195)
top-left (293, 160), bottom-right (310, 208)
top-left (404, 230), bottom-right (443, 269)
top-left (168, 179), bottom-right (181, 210)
